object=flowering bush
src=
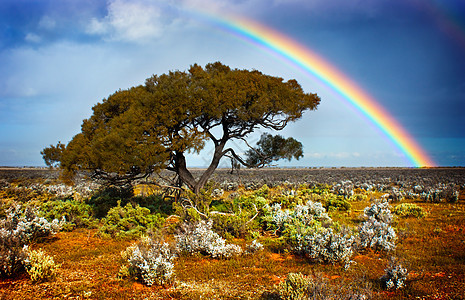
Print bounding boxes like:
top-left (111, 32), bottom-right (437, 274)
top-left (0, 204), bottom-right (61, 277)
top-left (175, 220), bottom-right (242, 258)
top-left (23, 248), bottom-right (60, 282)
top-left (119, 235), bottom-right (175, 286)
top-left (358, 219), bottom-right (397, 252)
top-left (381, 259), bottom-right (408, 290)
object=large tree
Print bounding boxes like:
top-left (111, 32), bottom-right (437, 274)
top-left (42, 62), bottom-right (320, 193)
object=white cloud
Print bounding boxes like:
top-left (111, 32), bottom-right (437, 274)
top-left (86, 0), bottom-right (165, 43)
top-left (25, 33), bottom-right (41, 43)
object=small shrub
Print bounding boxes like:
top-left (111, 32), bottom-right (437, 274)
top-left (246, 239), bottom-right (264, 254)
top-left (358, 218), bottom-right (397, 252)
top-left (363, 200), bottom-right (392, 224)
top-left (358, 201), bottom-right (397, 252)
top-left (175, 220), bottom-right (242, 258)
top-left (323, 195), bottom-right (351, 211)
top-left (380, 259), bottom-right (408, 290)
top-left (0, 204), bottom-right (61, 277)
top-left (40, 199), bottom-right (96, 230)
top-left (276, 272), bottom-right (369, 300)
top-left (393, 203), bottom-right (426, 218)
top-left (23, 248), bottom-right (60, 282)
top-left (276, 272), bottom-right (310, 300)
top-left (99, 202), bottom-right (164, 239)
top-left (290, 227), bottom-right (356, 266)
top-left (119, 235), bottom-right (175, 286)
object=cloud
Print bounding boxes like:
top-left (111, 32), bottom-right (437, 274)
top-left (86, 0), bottom-right (166, 42)
top-left (24, 33), bottom-right (42, 43)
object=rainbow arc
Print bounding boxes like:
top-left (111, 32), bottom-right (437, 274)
top-left (196, 12), bottom-right (435, 167)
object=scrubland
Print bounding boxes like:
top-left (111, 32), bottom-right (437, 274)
top-left (0, 167), bottom-right (464, 299)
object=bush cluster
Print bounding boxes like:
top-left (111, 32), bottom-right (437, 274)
top-left (175, 220), bottom-right (243, 258)
top-left (0, 204), bottom-right (61, 278)
top-left (99, 202), bottom-right (165, 239)
top-left (40, 199), bottom-right (96, 231)
top-left (262, 200), bottom-right (330, 234)
top-left (263, 200), bottom-right (355, 266)
top-left (119, 235), bottom-right (176, 286)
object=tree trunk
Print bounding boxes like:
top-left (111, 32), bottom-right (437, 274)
top-left (174, 151), bottom-right (197, 192)
top-left (195, 141), bottom-right (226, 194)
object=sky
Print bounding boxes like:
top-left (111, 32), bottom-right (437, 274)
top-left (0, 0), bottom-right (464, 168)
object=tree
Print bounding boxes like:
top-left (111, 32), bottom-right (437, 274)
top-left (243, 133), bottom-right (303, 168)
top-left (42, 62), bottom-right (320, 193)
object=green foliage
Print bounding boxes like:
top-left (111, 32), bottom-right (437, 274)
top-left (245, 133), bottom-right (304, 167)
top-left (393, 203), bottom-right (427, 218)
top-left (24, 248), bottom-right (60, 282)
top-left (276, 272), bottom-right (310, 300)
top-left (87, 186), bottom-right (134, 218)
top-left (43, 62), bottom-right (320, 192)
top-left (276, 272), bottom-right (370, 300)
top-left (40, 199), bottom-right (96, 231)
top-left (40, 142), bottom-right (65, 168)
top-left (209, 193), bottom-right (268, 238)
top-left (254, 184), bottom-right (270, 198)
top-left (323, 195), bottom-right (351, 212)
top-left (99, 202), bottom-right (164, 239)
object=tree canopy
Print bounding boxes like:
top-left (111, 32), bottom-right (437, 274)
top-left (42, 62), bottom-right (320, 193)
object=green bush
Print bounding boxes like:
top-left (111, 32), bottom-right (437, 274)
top-left (276, 272), bottom-right (311, 300)
top-left (87, 186), bottom-right (134, 218)
top-left (40, 199), bottom-right (96, 230)
top-left (99, 202), bottom-right (165, 239)
top-left (393, 203), bottom-right (426, 218)
top-left (276, 272), bottom-right (370, 300)
top-left (323, 195), bottom-right (351, 211)
top-left (24, 248), bottom-right (60, 282)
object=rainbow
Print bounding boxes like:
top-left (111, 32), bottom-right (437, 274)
top-left (194, 11), bottom-right (435, 167)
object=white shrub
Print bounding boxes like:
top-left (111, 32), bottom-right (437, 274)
top-left (264, 200), bottom-right (330, 232)
top-left (358, 218), bottom-right (397, 251)
top-left (0, 204), bottom-right (62, 277)
top-left (291, 227), bottom-right (355, 266)
top-left (121, 236), bottom-right (176, 286)
top-left (359, 200), bottom-right (397, 252)
top-left (246, 239), bottom-right (264, 254)
top-left (381, 260), bottom-right (408, 290)
top-left (175, 220), bottom-right (243, 258)
top-left (363, 200), bottom-right (393, 224)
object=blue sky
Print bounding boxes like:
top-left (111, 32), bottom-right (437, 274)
top-left (0, 0), bottom-right (464, 167)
